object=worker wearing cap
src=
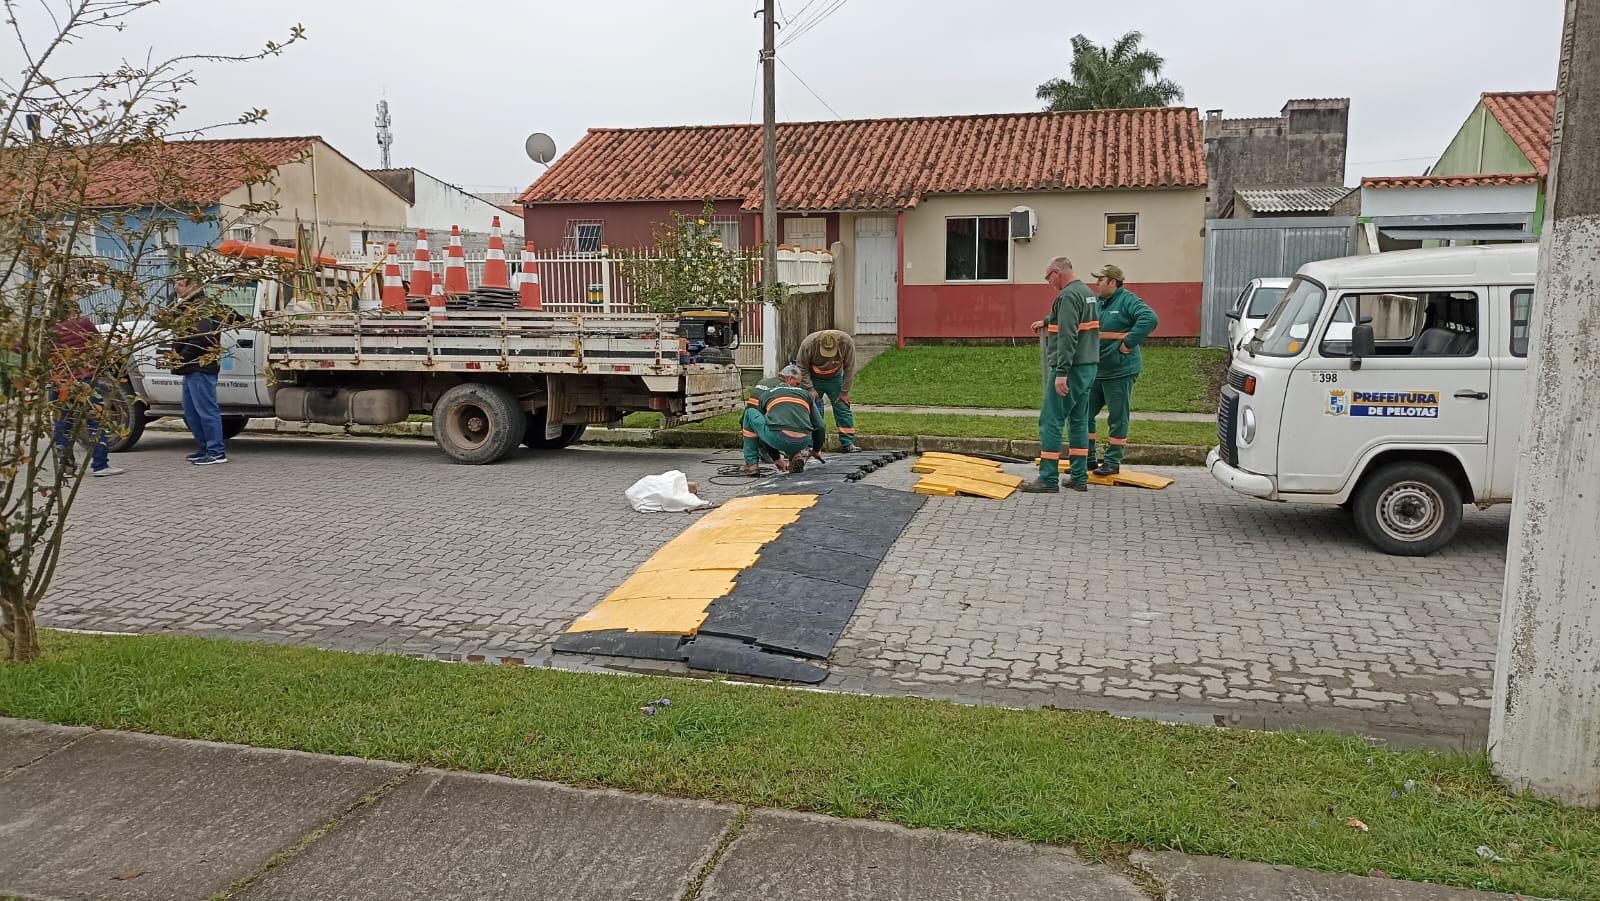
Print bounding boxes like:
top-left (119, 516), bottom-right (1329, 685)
top-left (1024, 256), bottom-right (1099, 493)
top-left (741, 363), bottom-right (819, 475)
top-left (1087, 264), bottom-right (1158, 476)
top-left (796, 329), bottom-right (858, 453)
top-left (748, 363), bottom-right (826, 467)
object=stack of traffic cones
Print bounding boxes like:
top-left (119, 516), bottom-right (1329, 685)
top-left (406, 229), bottom-right (432, 300)
top-left (519, 241), bottom-right (542, 310)
top-left (443, 225), bottom-right (470, 296)
top-left (381, 243), bottom-right (406, 311)
top-left (481, 216), bottom-right (512, 292)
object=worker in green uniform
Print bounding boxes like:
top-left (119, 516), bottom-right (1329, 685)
top-left (747, 363), bottom-right (826, 469)
top-left (741, 363), bottom-right (821, 475)
top-left (1086, 264), bottom-right (1159, 476)
top-left (796, 329), bottom-right (858, 453)
top-left (1023, 256), bottom-right (1099, 493)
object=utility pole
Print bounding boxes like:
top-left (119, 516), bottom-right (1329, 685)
top-left (1489, 0), bottom-right (1600, 809)
top-left (760, 0), bottom-right (780, 377)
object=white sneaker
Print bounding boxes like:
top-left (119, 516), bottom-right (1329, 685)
top-left (91, 466), bottom-right (126, 477)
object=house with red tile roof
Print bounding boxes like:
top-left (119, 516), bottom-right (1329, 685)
top-left (1359, 92), bottom-right (1554, 251)
top-left (518, 109), bottom-right (1208, 340)
top-left (61, 136), bottom-right (409, 257)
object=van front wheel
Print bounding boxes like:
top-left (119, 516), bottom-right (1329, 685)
top-left (1352, 462), bottom-right (1462, 556)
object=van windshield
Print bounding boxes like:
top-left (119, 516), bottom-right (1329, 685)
top-left (1251, 278), bottom-right (1326, 357)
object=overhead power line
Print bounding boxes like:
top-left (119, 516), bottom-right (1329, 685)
top-left (779, 57), bottom-right (843, 120)
top-left (778, 0), bottom-right (851, 49)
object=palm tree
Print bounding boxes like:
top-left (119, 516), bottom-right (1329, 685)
top-left (1036, 31), bottom-right (1185, 111)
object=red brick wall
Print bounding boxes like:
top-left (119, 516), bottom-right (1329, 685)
top-left (897, 282), bottom-right (1202, 339)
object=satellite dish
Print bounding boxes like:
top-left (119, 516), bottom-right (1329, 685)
top-left (525, 133), bottom-right (557, 166)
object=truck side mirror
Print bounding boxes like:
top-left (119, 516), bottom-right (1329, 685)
top-left (1224, 308), bottom-right (1242, 321)
top-left (1351, 322), bottom-right (1375, 370)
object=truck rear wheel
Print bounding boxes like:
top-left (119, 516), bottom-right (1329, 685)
top-left (522, 410), bottom-right (587, 449)
top-left (433, 383), bottom-right (526, 464)
top-left (98, 380), bottom-right (148, 453)
top-left (1352, 462), bottom-right (1462, 556)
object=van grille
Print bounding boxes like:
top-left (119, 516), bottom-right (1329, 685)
top-left (1217, 387), bottom-right (1240, 467)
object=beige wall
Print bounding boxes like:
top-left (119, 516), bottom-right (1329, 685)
top-left (901, 189), bottom-right (1204, 287)
top-left (220, 141), bottom-right (409, 253)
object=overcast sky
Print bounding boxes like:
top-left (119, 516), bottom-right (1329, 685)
top-left (13, 0), bottom-right (1566, 194)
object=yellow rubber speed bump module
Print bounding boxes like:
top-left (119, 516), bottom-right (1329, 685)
top-left (911, 452), bottom-right (1024, 499)
top-left (567, 494), bottom-right (817, 636)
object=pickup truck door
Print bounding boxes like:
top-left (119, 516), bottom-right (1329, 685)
top-left (1277, 288), bottom-right (1492, 495)
top-left (1487, 286), bottom-right (1532, 500)
top-left (209, 280), bottom-right (271, 407)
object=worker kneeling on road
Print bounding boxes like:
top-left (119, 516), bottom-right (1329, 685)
top-left (1087, 264), bottom-right (1158, 476)
top-left (749, 364), bottom-right (827, 467)
top-left (742, 364), bottom-right (821, 475)
top-left (797, 328), bottom-right (858, 453)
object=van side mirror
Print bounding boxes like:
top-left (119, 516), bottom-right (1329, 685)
top-left (1351, 321), bottom-right (1375, 370)
top-left (1224, 308), bottom-right (1242, 321)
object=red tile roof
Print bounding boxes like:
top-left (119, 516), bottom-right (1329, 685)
top-left (1480, 91), bottom-right (1555, 176)
top-left (88, 137), bottom-right (318, 206)
top-left (518, 109), bottom-right (1207, 211)
top-left (1362, 173), bottom-right (1541, 189)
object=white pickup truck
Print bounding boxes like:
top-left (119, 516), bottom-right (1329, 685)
top-left (1208, 243), bottom-right (1536, 556)
top-left (110, 244), bottom-right (744, 464)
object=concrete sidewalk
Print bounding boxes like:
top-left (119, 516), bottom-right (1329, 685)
top-left (0, 718), bottom-right (1552, 901)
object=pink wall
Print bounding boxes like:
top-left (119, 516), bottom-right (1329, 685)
top-left (519, 200), bottom-right (756, 251)
top-left (898, 282), bottom-right (1202, 339)
top-left (519, 201), bottom-right (840, 252)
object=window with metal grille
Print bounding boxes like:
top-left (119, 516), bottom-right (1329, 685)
top-left (564, 220), bottom-right (605, 254)
top-left (1104, 214), bottom-right (1138, 248)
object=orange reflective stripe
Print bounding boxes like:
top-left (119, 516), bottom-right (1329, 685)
top-left (1067, 448), bottom-right (1090, 457)
top-left (811, 363), bottom-right (841, 376)
top-left (741, 429), bottom-right (758, 438)
top-left (1046, 324), bottom-right (1060, 334)
top-left (1100, 331), bottom-right (1129, 340)
top-left (747, 397), bottom-right (760, 406)
top-left (1040, 451), bottom-right (1062, 460)
top-left (1108, 437), bottom-right (1128, 446)
top-left (1078, 320), bottom-right (1100, 331)
top-left (837, 427), bottom-right (856, 434)
top-left (769, 396), bottom-right (811, 412)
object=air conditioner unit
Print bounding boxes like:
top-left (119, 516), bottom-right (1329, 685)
top-left (1009, 206), bottom-right (1037, 242)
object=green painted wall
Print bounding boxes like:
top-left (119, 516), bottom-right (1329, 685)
top-left (1431, 103), bottom-right (1538, 176)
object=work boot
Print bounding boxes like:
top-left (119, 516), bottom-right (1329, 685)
top-left (1063, 480), bottom-right (1089, 493)
top-left (839, 444), bottom-right (860, 454)
top-left (789, 453), bottom-right (807, 474)
top-left (739, 464), bottom-right (762, 476)
top-left (1018, 479), bottom-right (1059, 493)
top-left (1094, 462), bottom-right (1120, 477)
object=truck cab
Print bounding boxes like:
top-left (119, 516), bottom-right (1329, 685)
top-left (1207, 244), bottom-right (1536, 555)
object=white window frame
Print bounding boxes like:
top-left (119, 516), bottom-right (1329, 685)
top-left (943, 215), bottom-right (1012, 284)
top-left (229, 225), bottom-right (256, 242)
top-left (1104, 213), bottom-right (1140, 250)
top-left (706, 218), bottom-right (739, 249)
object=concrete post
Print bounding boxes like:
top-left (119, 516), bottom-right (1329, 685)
top-left (1489, 0), bottom-right (1600, 809)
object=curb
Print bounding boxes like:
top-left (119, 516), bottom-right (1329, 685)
top-left (150, 419), bottom-right (1208, 466)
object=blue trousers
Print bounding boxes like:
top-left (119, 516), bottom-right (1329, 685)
top-left (181, 372), bottom-right (224, 456)
top-left (54, 378), bottom-right (110, 471)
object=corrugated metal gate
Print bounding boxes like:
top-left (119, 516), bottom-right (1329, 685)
top-left (1200, 217), bottom-right (1357, 347)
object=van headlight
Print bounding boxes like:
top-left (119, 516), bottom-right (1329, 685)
top-left (1240, 407), bottom-right (1257, 445)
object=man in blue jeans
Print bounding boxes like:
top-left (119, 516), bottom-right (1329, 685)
top-left (51, 312), bottom-right (124, 477)
top-left (171, 282), bottom-right (227, 465)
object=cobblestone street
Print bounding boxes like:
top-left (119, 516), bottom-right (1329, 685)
top-left (45, 431), bottom-right (1512, 748)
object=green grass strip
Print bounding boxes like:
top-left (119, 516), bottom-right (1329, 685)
top-left (3, 632), bottom-right (1596, 899)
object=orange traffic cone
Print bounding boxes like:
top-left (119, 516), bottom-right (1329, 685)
top-left (443, 225), bottom-right (470, 296)
top-left (519, 241), bottom-right (542, 310)
top-left (482, 216), bottom-right (511, 291)
top-left (406, 229), bottom-right (432, 300)
top-left (429, 266), bottom-right (447, 320)
top-left (381, 243), bottom-right (406, 311)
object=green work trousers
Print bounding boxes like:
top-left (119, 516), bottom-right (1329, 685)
top-left (742, 407), bottom-right (811, 465)
top-left (810, 373), bottom-right (855, 448)
top-left (1088, 375), bottom-right (1137, 467)
top-left (1038, 364), bottom-right (1097, 486)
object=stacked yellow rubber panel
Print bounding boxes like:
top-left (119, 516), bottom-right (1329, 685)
top-left (566, 494), bottom-right (819, 635)
top-left (910, 453), bottom-right (1025, 499)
